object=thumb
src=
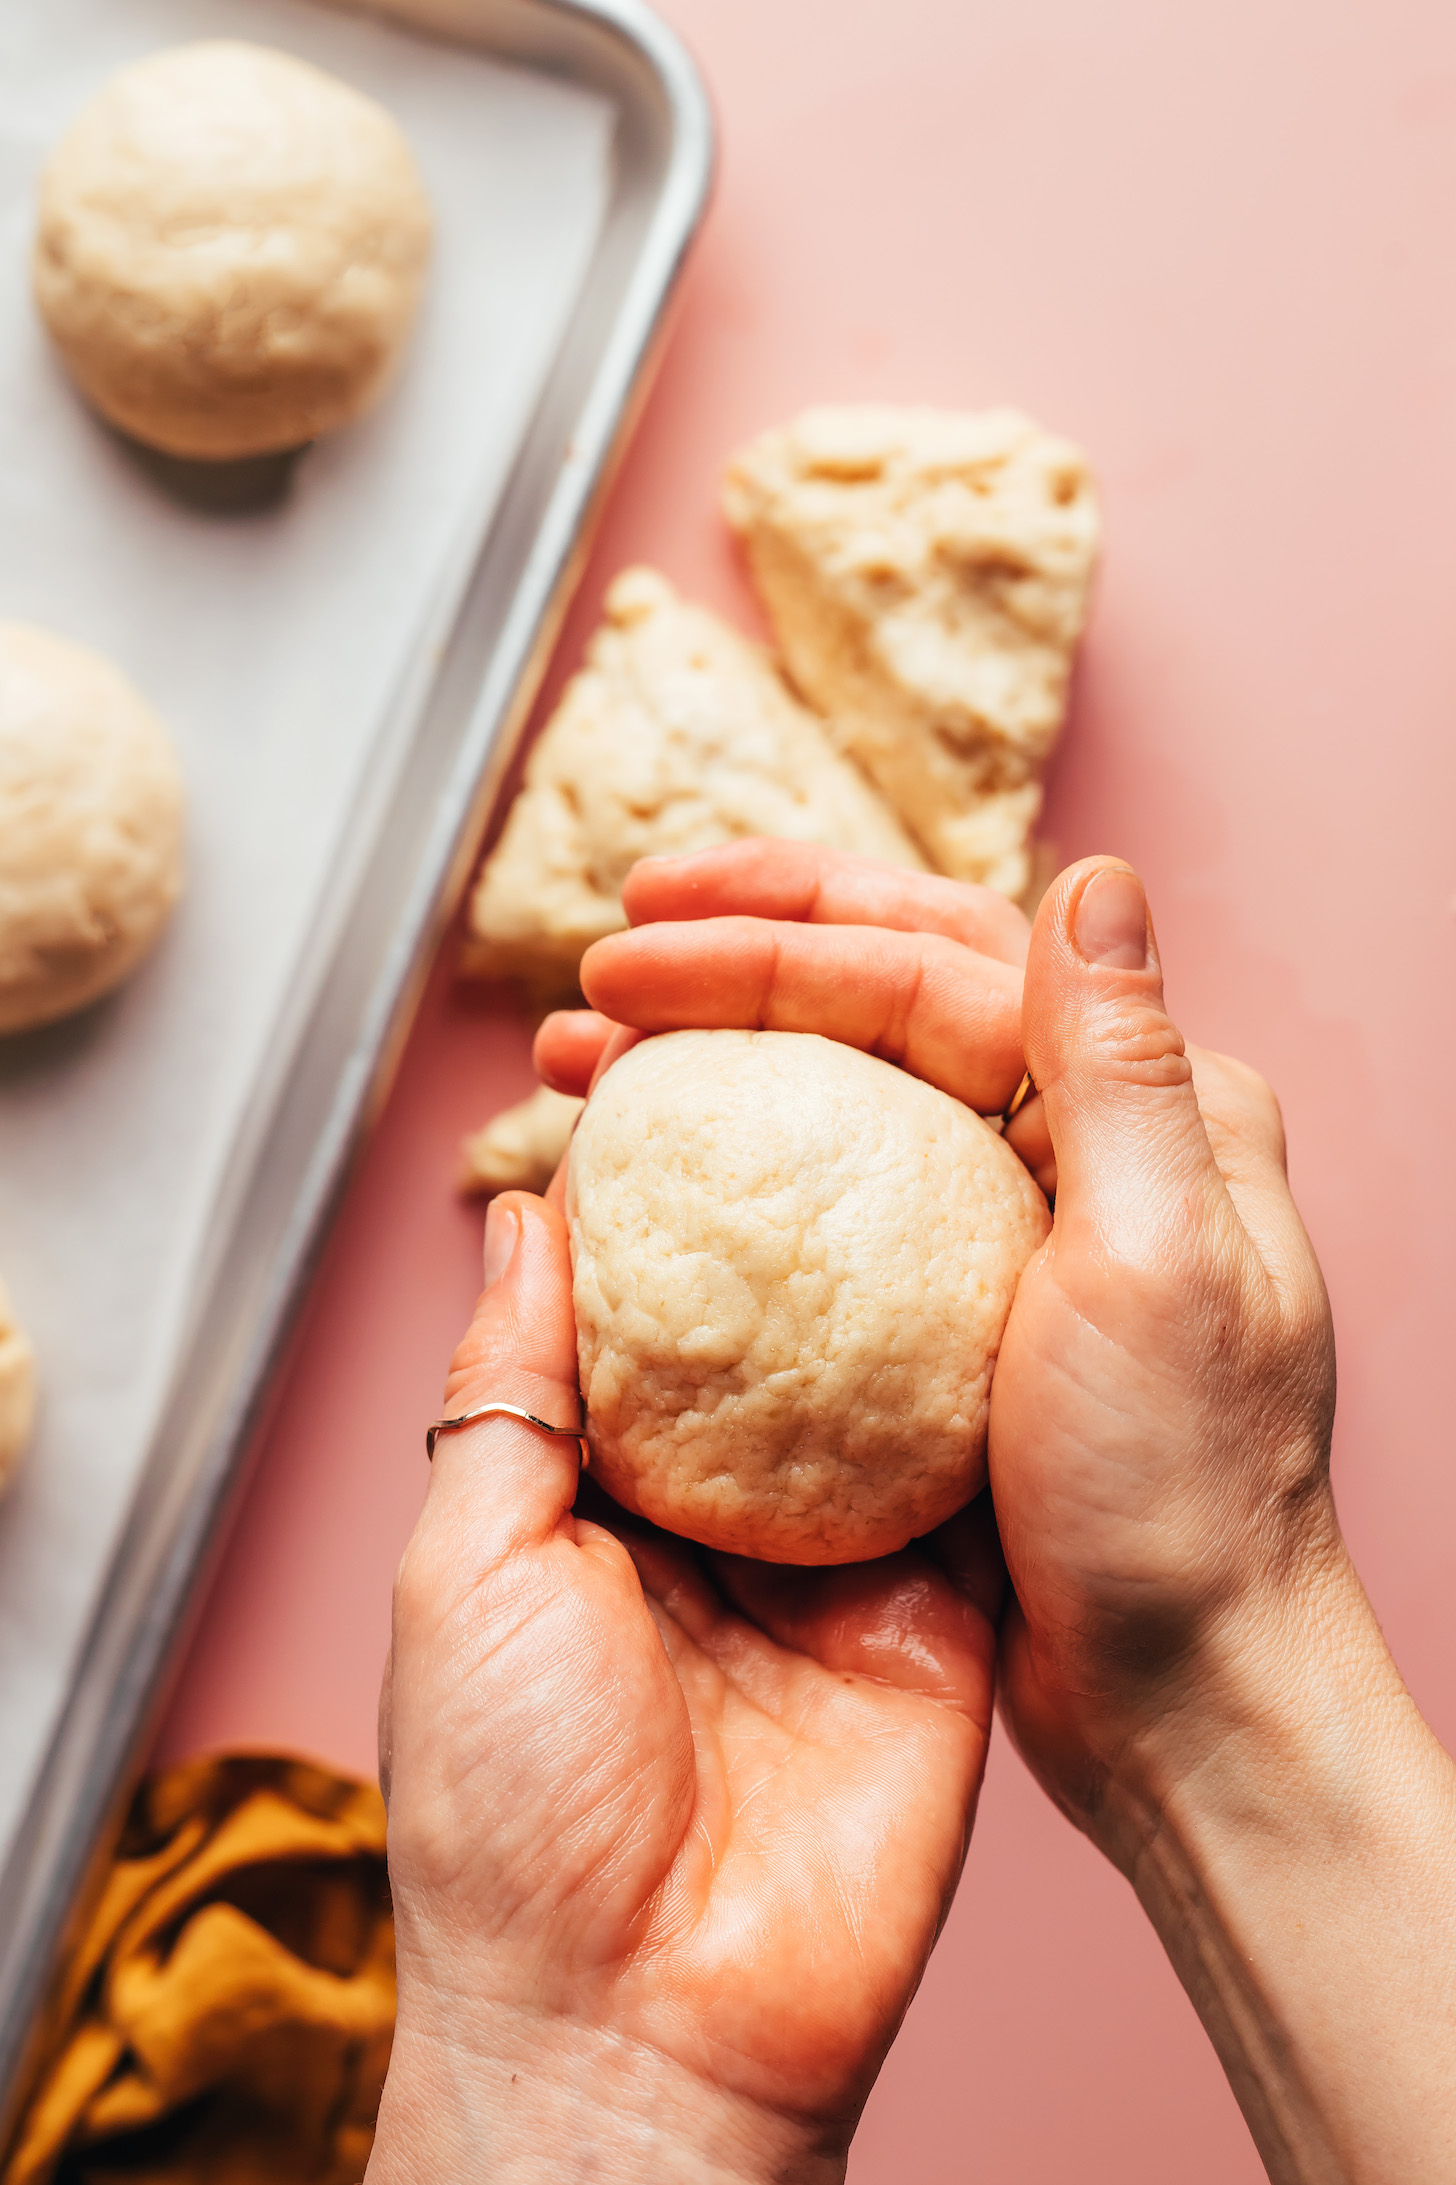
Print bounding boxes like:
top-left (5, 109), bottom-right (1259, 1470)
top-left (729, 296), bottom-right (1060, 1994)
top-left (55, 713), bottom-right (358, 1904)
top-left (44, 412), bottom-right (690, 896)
top-left (1023, 859), bottom-right (1221, 1243)
top-left (421, 1191), bottom-right (584, 1569)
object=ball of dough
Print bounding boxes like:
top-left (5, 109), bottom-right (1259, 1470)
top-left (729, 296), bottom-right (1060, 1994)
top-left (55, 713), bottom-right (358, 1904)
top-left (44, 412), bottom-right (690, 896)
top-left (567, 1030), bottom-right (1051, 1564)
top-left (33, 41), bottom-right (434, 461)
top-left (0, 624), bottom-right (185, 1034)
top-left (0, 1280), bottom-right (37, 1494)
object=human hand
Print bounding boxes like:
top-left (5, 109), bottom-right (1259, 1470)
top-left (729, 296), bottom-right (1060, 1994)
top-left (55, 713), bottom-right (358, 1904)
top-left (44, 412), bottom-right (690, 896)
top-left (971, 858), bottom-right (1341, 1826)
top-left (535, 837), bottom-right (1033, 1117)
top-left (370, 1186), bottom-right (1000, 2185)
top-left (552, 842), bottom-right (1345, 1806)
top-left (554, 840), bottom-right (1456, 2182)
top-left (937, 856), bottom-right (1456, 2181)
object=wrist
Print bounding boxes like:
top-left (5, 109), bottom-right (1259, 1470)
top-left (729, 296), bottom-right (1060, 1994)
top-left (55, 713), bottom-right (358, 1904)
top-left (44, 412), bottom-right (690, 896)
top-left (1100, 1543), bottom-right (1422, 1870)
top-left (1099, 1550), bottom-right (1456, 2183)
top-left (368, 1999), bottom-right (850, 2185)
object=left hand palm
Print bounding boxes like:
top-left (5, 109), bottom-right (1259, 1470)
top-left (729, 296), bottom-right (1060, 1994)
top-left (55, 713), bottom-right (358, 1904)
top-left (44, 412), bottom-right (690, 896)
top-left (380, 1191), bottom-right (997, 2153)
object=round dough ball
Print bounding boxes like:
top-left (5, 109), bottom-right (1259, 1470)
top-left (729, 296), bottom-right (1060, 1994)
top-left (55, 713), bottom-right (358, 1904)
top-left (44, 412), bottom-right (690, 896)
top-left (0, 1280), bottom-right (36, 1494)
top-left (567, 1029), bottom-right (1051, 1564)
top-left (0, 624), bottom-right (185, 1034)
top-left (33, 41), bottom-right (433, 461)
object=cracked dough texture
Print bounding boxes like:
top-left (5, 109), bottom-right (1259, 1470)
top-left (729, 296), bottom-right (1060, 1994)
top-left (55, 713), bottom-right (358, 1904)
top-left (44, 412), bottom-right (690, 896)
top-left (459, 1084), bottom-right (584, 1197)
top-left (0, 623), bottom-right (185, 1033)
top-left (464, 568), bottom-right (922, 1005)
top-left (568, 1030), bottom-right (1050, 1564)
top-left (0, 1279), bottom-right (37, 1493)
top-left (34, 41), bottom-right (433, 461)
top-left (723, 405), bottom-right (1099, 899)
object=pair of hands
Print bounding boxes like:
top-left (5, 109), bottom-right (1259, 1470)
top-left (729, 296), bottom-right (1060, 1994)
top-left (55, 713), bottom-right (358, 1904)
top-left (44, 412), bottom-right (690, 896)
top-left (370, 841), bottom-right (1346, 2184)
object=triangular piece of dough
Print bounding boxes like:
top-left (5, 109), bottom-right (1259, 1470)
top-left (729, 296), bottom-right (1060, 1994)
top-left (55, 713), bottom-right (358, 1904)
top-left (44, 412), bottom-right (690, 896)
top-left (464, 566), bottom-right (922, 1001)
top-left (723, 406), bottom-right (1099, 898)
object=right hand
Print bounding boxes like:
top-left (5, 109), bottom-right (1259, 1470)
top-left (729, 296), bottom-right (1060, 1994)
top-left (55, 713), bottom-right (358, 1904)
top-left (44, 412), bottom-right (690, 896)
top-left (967, 856), bottom-right (1343, 1846)
top-left (537, 838), bottom-right (1346, 1845)
top-left (542, 840), bottom-right (1456, 2182)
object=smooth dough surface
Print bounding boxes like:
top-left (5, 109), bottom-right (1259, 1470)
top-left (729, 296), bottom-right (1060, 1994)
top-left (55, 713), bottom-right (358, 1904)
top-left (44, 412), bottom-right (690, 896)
top-left (464, 568), bottom-right (923, 1005)
top-left (723, 405), bottom-right (1100, 899)
top-left (567, 1030), bottom-right (1050, 1564)
top-left (0, 624), bottom-right (185, 1033)
top-left (0, 1279), bottom-right (37, 1493)
top-left (34, 41), bottom-right (433, 461)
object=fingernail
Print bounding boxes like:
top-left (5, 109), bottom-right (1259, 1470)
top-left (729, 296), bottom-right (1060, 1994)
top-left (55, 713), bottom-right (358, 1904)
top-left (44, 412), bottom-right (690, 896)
top-left (1074, 867), bottom-right (1149, 970)
top-left (482, 1200), bottom-right (520, 1288)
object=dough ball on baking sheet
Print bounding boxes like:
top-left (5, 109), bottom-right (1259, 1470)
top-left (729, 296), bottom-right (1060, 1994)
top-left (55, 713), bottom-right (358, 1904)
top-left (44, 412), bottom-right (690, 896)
top-left (33, 41), bottom-right (433, 462)
top-left (0, 1280), bottom-right (36, 1494)
top-left (567, 1029), bottom-right (1050, 1565)
top-left (0, 623), bottom-right (185, 1034)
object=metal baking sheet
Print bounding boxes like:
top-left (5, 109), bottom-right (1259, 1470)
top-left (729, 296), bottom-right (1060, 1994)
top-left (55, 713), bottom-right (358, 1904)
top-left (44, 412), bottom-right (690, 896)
top-left (0, 0), bottom-right (711, 2118)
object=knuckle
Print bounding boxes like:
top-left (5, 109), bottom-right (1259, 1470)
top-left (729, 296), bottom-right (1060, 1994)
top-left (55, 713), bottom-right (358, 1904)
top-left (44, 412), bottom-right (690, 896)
top-left (1197, 1049), bottom-right (1288, 1153)
top-left (872, 936), bottom-right (928, 1062)
top-left (1087, 1001), bottom-right (1192, 1088)
top-left (1234, 1061), bottom-right (1283, 1137)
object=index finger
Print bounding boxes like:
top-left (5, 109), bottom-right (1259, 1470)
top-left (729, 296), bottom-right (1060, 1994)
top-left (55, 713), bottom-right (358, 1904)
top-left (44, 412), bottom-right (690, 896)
top-left (581, 915), bottom-right (1026, 1114)
top-left (621, 840), bottom-right (1031, 967)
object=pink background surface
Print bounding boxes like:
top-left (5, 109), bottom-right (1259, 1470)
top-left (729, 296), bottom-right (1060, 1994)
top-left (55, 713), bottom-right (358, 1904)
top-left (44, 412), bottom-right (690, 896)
top-left (154, 0), bottom-right (1456, 2176)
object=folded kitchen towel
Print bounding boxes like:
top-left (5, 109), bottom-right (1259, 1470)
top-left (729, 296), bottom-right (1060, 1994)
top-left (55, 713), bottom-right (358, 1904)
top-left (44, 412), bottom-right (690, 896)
top-left (3, 1754), bottom-right (394, 2185)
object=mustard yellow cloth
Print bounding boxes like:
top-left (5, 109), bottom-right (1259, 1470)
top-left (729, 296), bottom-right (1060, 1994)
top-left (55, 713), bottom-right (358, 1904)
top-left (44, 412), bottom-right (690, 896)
top-left (3, 1755), bottom-right (395, 2185)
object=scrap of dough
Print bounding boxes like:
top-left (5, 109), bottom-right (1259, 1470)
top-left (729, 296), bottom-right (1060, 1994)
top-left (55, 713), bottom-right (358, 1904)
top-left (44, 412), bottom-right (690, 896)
top-left (33, 41), bottom-right (433, 461)
top-left (0, 623), bottom-right (185, 1034)
top-left (0, 1279), bottom-right (37, 1492)
top-left (463, 568), bottom-right (923, 1004)
top-left (722, 405), bottom-right (1100, 898)
top-left (568, 1029), bottom-right (1050, 1565)
top-left (459, 1084), bottom-right (584, 1197)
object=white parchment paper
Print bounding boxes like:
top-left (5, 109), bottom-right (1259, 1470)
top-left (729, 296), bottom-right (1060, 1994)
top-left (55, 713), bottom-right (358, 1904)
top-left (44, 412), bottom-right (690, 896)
top-left (0, 0), bottom-right (612, 1857)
